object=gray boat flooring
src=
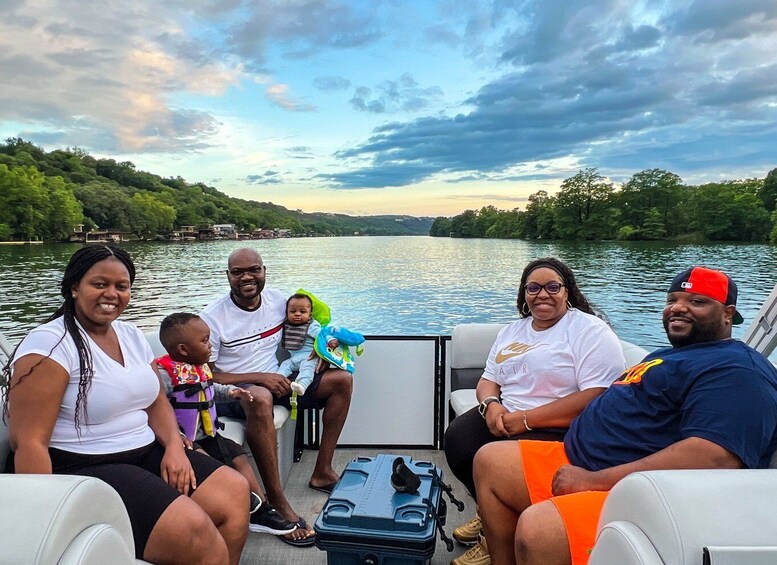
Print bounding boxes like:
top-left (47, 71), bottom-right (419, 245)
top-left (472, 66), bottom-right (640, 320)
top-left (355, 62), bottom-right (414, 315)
top-left (239, 448), bottom-right (476, 564)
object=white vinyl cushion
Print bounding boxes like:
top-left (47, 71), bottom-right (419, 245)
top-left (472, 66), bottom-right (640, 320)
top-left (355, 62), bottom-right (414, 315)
top-left (0, 475), bottom-right (137, 564)
top-left (591, 470), bottom-right (777, 565)
top-left (620, 339), bottom-right (649, 367)
top-left (450, 389), bottom-right (478, 417)
top-left (451, 324), bottom-right (505, 368)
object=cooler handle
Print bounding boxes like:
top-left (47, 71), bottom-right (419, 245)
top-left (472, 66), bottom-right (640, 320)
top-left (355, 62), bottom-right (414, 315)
top-left (423, 496), bottom-right (454, 552)
top-left (432, 467), bottom-right (465, 512)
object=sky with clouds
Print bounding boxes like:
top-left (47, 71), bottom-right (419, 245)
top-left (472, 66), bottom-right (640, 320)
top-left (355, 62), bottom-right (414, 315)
top-left (2, 0), bottom-right (776, 216)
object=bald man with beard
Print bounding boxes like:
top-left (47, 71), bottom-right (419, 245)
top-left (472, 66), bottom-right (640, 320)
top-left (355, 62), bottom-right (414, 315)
top-left (201, 248), bottom-right (353, 546)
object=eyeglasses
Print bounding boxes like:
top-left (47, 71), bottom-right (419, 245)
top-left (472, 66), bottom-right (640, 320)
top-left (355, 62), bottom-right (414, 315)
top-left (228, 266), bottom-right (264, 277)
top-left (525, 282), bottom-right (565, 295)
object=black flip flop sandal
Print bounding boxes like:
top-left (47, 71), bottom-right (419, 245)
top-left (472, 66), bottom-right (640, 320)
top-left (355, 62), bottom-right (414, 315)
top-left (278, 518), bottom-right (316, 547)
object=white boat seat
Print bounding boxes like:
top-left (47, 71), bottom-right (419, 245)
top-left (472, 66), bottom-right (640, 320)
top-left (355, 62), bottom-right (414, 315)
top-left (450, 323), bottom-right (504, 394)
top-left (590, 468), bottom-right (777, 564)
top-left (0, 471), bottom-right (144, 564)
top-left (743, 283), bottom-right (777, 357)
top-left (450, 389), bottom-right (477, 418)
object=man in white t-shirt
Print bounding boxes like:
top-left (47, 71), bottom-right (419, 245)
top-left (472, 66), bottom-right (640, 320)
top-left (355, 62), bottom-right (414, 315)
top-left (200, 248), bottom-right (353, 544)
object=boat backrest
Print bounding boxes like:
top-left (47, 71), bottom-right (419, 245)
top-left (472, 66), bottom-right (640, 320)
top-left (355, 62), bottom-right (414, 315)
top-left (0, 333), bottom-right (13, 471)
top-left (743, 283), bottom-right (777, 357)
top-left (450, 323), bottom-right (504, 392)
top-left (0, 333), bottom-right (12, 368)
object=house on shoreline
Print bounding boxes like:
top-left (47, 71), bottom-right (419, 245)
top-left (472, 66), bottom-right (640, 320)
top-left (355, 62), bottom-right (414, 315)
top-left (63, 223), bottom-right (299, 243)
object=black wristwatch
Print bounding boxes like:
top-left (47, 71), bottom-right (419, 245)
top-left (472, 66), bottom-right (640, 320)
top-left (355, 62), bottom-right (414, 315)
top-left (478, 396), bottom-right (501, 419)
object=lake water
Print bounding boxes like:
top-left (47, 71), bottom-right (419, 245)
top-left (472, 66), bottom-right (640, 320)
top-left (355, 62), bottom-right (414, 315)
top-left (1, 237), bottom-right (776, 357)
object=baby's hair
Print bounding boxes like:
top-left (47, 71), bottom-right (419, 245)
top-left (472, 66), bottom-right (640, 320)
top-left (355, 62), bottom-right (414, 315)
top-left (286, 293), bottom-right (313, 310)
top-left (159, 312), bottom-right (201, 354)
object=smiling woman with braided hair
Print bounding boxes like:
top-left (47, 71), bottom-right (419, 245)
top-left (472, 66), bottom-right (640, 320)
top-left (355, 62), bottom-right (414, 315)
top-left (445, 257), bottom-right (626, 565)
top-left (2, 244), bottom-right (249, 565)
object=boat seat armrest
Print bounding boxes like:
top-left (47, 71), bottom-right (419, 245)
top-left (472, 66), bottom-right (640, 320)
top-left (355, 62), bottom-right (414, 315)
top-left (590, 521), bottom-right (663, 565)
top-left (0, 474), bottom-right (139, 564)
top-left (591, 470), bottom-right (777, 564)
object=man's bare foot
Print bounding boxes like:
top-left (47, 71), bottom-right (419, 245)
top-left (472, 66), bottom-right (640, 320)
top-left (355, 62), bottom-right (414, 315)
top-left (309, 469), bottom-right (339, 491)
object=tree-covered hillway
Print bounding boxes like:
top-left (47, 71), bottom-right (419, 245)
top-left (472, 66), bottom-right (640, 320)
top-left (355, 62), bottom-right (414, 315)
top-left (431, 167), bottom-right (777, 243)
top-left (0, 138), bottom-right (433, 243)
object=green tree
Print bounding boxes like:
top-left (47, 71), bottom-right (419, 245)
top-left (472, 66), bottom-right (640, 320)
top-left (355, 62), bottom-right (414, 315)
top-left (689, 181), bottom-right (770, 241)
top-left (639, 208), bottom-right (667, 239)
top-left (618, 169), bottom-right (683, 236)
top-left (129, 192), bottom-right (177, 238)
top-left (0, 138), bottom-right (45, 161)
top-left (449, 210), bottom-right (478, 237)
top-left (44, 176), bottom-right (84, 240)
top-left (74, 180), bottom-right (137, 231)
top-left (474, 205), bottom-right (500, 237)
top-left (486, 209), bottom-right (523, 238)
top-left (0, 164), bottom-right (48, 239)
top-left (429, 217), bottom-right (451, 236)
top-left (523, 190), bottom-right (556, 239)
top-left (757, 168), bottom-right (777, 212)
top-left (554, 169), bottom-right (617, 239)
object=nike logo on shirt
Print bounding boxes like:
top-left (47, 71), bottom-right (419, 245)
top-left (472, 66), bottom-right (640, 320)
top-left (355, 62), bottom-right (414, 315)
top-left (495, 342), bottom-right (540, 363)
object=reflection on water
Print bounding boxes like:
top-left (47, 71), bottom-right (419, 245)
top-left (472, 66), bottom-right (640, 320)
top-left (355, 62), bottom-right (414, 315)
top-left (1, 237), bottom-right (776, 355)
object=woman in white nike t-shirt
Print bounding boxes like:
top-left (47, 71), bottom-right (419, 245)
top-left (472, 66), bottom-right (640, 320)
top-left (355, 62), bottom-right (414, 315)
top-left (444, 258), bottom-right (626, 548)
top-left (2, 245), bottom-right (249, 565)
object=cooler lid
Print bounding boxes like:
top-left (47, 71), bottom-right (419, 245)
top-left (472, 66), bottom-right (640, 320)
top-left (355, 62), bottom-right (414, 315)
top-left (315, 454), bottom-right (441, 541)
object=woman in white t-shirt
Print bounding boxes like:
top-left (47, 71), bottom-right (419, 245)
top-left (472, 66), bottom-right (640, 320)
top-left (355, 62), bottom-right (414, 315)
top-left (445, 257), bottom-right (626, 553)
top-left (2, 245), bottom-right (249, 564)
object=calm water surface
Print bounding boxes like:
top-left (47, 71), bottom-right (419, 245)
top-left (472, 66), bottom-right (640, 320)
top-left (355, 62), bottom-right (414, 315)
top-left (1, 237), bottom-right (776, 356)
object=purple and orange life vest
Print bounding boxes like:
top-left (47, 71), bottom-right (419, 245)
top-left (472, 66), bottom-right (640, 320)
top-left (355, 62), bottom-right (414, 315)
top-left (156, 355), bottom-right (218, 441)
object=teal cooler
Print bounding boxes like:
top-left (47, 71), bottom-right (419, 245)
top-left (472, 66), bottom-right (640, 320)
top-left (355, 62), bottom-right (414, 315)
top-left (314, 454), bottom-right (446, 565)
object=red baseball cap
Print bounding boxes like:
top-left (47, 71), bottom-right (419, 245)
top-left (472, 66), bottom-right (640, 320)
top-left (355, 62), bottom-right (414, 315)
top-left (667, 266), bottom-right (743, 325)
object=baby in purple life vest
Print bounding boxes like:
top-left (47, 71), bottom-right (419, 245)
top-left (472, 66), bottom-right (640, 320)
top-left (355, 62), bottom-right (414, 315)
top-left (155, 312), bottom-right (296, 537)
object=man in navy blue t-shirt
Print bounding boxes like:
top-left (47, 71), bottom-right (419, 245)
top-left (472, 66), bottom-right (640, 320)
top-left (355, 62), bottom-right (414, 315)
top-left (472, 266), bottom-right (777, 565)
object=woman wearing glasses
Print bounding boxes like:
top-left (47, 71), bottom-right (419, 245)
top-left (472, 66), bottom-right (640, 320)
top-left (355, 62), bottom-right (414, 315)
top-left (446, 257), bottom-right (625, 564)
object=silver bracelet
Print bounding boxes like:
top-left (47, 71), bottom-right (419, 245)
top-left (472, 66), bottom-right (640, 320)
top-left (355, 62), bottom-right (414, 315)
top-left (523, 412), bottom-right (533, 432)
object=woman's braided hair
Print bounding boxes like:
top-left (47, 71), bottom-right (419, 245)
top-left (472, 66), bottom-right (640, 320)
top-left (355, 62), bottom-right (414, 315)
top-left (2, 245), bottom-right (135, 431)
top-left (516, 257), bottom-right (593, 318)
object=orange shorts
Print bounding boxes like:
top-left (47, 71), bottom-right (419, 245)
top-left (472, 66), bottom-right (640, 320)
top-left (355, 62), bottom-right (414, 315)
top-left (519, 440), bottom-right (609, 565)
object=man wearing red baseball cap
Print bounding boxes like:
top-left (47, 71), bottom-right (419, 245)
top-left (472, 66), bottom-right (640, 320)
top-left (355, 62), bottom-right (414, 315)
top-left (473, 266), bottom-right (777, 565)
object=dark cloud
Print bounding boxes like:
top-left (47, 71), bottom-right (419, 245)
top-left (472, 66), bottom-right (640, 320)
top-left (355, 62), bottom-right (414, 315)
top-left (319, 162), bottom-right (439, 188)
top-left (7, 6), bottom-right (36, 27)
top-left (313, 75), bottom-right (351, 91)
top-left (286, 146), bottom-right (315, 159)
top-left (666, 0), bottom-right (777, 42)
top-left (595, 121), bottom-right (777, 178)
top-left (227, 1), bottom-right (382, 67)
top-left (0, 53), bottom-right (56, 80)
top-left (323, 0), bottom-right (777, 189)
top-left (245, 170), bottom-right (282, 185)
top-left (46, 48), bottom-right (118, 69)
top-left (424, 24), bottom-right (461, 48)
top-left (349, 73), bottom-right (443, 114)
top-left (695, 63), bottom-right (777, 107)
